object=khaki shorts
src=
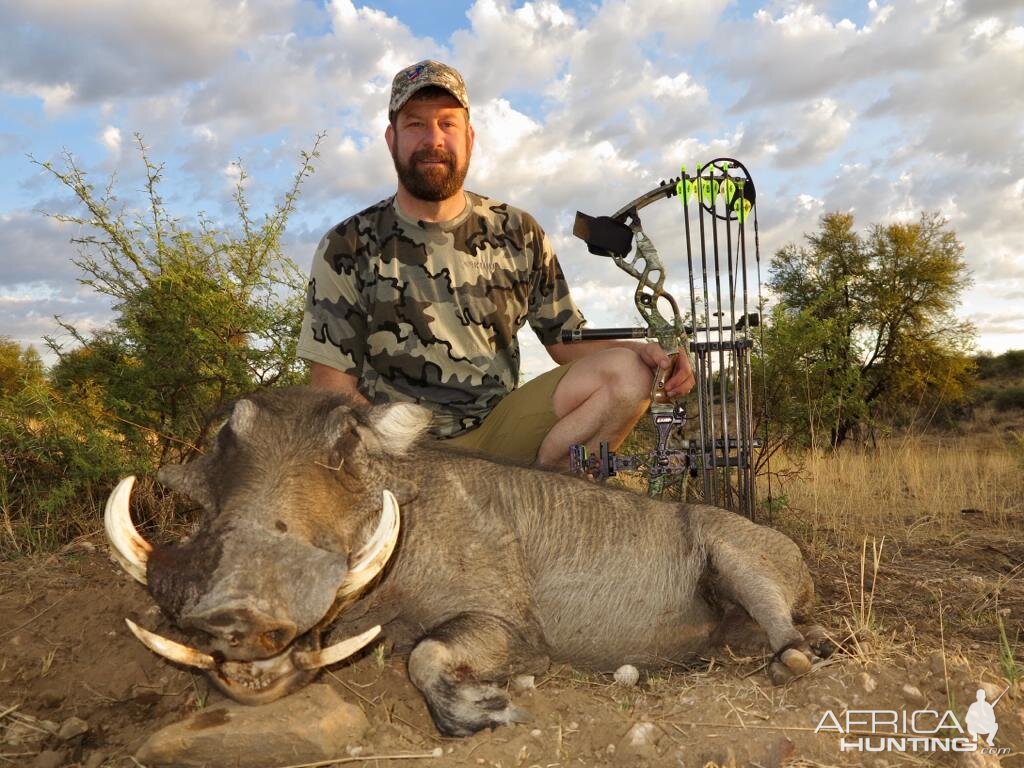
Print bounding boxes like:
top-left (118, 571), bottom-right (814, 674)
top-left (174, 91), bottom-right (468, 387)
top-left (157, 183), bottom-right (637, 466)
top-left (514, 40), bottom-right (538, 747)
top-left (441, 363), bottom-right (574, 464)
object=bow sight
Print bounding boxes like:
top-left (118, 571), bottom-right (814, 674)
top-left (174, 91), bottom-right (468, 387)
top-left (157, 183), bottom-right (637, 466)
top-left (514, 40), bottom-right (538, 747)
top-left (566, 158), bottom-right (763, 519)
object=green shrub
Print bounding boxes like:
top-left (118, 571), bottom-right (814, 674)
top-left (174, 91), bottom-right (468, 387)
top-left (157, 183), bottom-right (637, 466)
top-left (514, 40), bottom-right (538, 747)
top-left (2, 136), bottom-right (321, 557)
top-left (993, 386), bottom-right (1024, 412)
top-left (977, 349), bottom-right (1024, 380)
top-left (0, 379), bottom-right (137, 555)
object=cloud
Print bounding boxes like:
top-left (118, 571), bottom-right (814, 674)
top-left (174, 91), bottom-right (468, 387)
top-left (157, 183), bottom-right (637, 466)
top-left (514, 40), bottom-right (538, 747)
top-left (100, 125), bottom-right (121, 157)
top-left (0, 0), bottom-right (294, 106)
top-left (0, 210), bottom-right (81, 285)
top-left (768, 98), bottom-right (853, 168)
top-left (451, 0), bottom-right (578, 102)
top-left (0, 283), bottom-right (113, 364)
top-left (973, 310), bottom-right (1024, 335)
top-left (1, 0), bottom-right (1022, 359)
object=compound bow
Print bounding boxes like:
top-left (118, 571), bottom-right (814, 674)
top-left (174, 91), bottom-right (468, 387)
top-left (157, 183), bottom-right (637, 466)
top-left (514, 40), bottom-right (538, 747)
top-left (565, 158), bottom-right (762, 517)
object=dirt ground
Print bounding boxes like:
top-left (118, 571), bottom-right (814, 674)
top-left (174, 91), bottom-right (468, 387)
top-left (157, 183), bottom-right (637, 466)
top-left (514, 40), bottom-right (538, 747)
top-left (1, 518), bottom-right (1022, 768)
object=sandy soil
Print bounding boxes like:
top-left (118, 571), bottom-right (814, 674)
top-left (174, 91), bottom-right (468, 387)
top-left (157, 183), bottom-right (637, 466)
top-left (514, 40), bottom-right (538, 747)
top-left (1, 521), bottom-right (1022, 767)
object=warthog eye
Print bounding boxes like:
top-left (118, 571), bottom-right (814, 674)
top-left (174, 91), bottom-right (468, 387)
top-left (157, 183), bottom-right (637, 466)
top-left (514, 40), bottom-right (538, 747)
top-left (275, 520), bottom-right (288, 533)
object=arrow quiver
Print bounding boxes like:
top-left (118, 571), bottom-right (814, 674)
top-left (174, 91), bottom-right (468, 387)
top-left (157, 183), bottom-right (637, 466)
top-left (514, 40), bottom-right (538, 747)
top-left (565, 158), bottom-right (762, 519)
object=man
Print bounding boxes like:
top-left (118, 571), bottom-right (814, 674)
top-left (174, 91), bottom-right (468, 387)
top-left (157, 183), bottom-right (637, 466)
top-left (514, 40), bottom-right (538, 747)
top-left (298, 60), bottom-right (693, 468)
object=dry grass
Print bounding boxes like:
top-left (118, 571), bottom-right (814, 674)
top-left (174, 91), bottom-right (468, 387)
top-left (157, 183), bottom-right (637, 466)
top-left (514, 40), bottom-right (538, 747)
top-left (764, 434), bottom-right (1024, 548)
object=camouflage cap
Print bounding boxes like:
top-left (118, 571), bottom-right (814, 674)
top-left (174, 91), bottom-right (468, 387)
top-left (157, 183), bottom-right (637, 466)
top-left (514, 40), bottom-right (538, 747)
top-left (389, 60), bottom-right (470, 117)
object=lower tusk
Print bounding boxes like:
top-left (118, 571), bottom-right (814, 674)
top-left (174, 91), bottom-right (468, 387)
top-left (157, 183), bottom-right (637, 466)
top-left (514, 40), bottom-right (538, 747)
top-left (338, 489), bottom-right (400, 598)
top-left (104, 476), bottom-right (152, 585)
top-left (293, 625), bottom-right (382, 671)
top-left (126, 618), bottom-right (216, 670)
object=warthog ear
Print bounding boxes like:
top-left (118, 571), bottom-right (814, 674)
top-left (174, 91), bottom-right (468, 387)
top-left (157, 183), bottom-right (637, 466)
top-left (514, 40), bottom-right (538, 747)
top-left (228, 399), bottom-right (258, 437)
top-left (366, 403), bottom-right (432, 456)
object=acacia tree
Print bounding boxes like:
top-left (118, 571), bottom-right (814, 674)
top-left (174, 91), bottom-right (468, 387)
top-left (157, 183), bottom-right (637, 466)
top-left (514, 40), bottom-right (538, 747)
top-left (0, 337), bottom-right (44, 396)
top-left (764, 211), bottom-right (974, 447)
top-left (39, 134), bottom-right (322, 463)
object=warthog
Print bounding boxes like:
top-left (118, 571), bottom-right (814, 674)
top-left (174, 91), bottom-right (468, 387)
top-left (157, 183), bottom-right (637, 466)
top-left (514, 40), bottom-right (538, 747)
top-left (107, 386), bottom-right (829, 736)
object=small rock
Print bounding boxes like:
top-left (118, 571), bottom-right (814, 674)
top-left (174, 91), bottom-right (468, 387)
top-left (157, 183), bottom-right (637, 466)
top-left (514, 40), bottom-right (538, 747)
top-left (624, 721), bottom-right (658, 748)
top-left (344, 744), bottom-right (364, 757)
top-left (431, 747), bottom-right (444, 758)
top-left (135, 684), bottom-right (368, 767)
top-left (57, 716), bottom-right (89, 741)
top-left (83, 753), bottom-right (106, 768)
top-left (29, 751), bottom-right (66, 768)
top-left (511, 674), bottom-right (536, 692)
top-left (614, 664), bottom-right (639, 686)
top-left (530, 728), bottom-right (543, 739)
top-left (929, 650), bottom-right (946, 676)
top-left (859, 672), bottom-right (878, 694)
top-left (902, 684), bottom-right (926, 706)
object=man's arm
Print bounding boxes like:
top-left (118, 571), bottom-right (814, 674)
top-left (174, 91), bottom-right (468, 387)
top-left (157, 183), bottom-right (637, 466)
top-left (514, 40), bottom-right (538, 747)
top-left (545, 339), bottom-right (695, 399)
top-left (309, 362), bottom-right (371, 407)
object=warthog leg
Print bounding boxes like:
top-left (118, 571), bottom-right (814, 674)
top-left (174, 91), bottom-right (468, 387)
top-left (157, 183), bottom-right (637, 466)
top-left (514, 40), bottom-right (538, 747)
top-left (690, 507), bottom-right (821, 684)
top-left (408, 613), bottom-right (548, 737)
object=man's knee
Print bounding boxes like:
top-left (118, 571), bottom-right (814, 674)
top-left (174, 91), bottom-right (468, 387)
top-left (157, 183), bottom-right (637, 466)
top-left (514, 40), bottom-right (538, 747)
top-left (593, 347), bottom-right (654, 403)
top-left (551, 347), bottom-right (655, 420)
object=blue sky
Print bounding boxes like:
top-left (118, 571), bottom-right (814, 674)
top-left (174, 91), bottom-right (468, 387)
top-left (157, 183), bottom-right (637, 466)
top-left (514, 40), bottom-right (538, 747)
top-left (1, 0), bottom-right (1022, 374)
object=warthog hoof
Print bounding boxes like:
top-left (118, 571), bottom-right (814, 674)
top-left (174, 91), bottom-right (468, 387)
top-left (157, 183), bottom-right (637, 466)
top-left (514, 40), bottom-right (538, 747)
top-left (410, 638), bottom-right (534, 736)
top-left (428, 680), bottom-right (533, 737)
top-left (768, 647), bottom-right (813, 684)
top-left (767, 626), bottom-right (834, 685)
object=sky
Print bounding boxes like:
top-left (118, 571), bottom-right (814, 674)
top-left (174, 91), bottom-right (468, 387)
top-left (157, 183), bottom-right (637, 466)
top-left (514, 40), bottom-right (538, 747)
top-left (1, 0), bottom-right (1022, 378)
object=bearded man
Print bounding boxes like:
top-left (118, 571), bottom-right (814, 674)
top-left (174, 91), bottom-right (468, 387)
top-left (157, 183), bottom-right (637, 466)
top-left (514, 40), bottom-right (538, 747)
top-left (298, 60), bottom-right (694, 467)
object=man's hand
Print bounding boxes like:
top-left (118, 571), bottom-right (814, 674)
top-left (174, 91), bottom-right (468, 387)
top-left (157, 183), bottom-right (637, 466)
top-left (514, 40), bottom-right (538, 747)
top-left (636, 342), bottom-right (695, 399)
top-left (310, 362), bottom-right (372, 407)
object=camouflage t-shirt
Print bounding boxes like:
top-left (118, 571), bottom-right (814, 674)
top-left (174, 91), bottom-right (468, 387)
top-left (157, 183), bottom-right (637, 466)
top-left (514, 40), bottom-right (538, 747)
top-left (298, 191), bottom-right (586, 438)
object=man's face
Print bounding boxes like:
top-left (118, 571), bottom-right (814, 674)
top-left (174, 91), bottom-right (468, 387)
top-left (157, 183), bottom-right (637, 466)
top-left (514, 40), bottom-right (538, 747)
top-left (386, 93), bottom-right (474, 203)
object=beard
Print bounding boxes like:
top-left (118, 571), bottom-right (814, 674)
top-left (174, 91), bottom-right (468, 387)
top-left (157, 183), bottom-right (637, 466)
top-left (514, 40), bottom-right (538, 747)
top-left (391, 145), bottom-right (470, 203)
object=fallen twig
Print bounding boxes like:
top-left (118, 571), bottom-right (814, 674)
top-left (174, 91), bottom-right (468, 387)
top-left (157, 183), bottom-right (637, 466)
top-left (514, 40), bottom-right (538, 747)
top-left (272, 751), bottom-right (441, 767)
top-left (0, 711), bottom-right (51, 736)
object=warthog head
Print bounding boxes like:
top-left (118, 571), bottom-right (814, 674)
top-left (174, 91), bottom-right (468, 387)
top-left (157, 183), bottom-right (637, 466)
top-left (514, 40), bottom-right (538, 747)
top-left (105, 388), bottom-right (431, 703)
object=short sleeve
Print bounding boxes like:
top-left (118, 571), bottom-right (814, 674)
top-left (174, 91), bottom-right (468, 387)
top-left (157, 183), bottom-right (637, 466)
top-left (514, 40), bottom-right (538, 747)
top-left (527, 225), bottom-right (586, 346)
top-left (297, 226), bottom-right (368, 374)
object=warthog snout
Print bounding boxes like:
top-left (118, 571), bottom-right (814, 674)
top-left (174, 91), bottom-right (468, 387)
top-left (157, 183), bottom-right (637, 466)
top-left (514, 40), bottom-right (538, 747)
top-left (184, 602), bottom-right (299, 659)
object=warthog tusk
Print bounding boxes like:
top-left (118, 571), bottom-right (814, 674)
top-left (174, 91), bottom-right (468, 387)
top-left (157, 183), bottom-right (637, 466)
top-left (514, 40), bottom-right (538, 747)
top-left (292, 625), bottom-right (382, 670)
top-left (125, 618), bottom-right (216, 670)
top-left (104, 476), bottom-right (152, 585)
top-left (338, 489), bottom-right (400, 598)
